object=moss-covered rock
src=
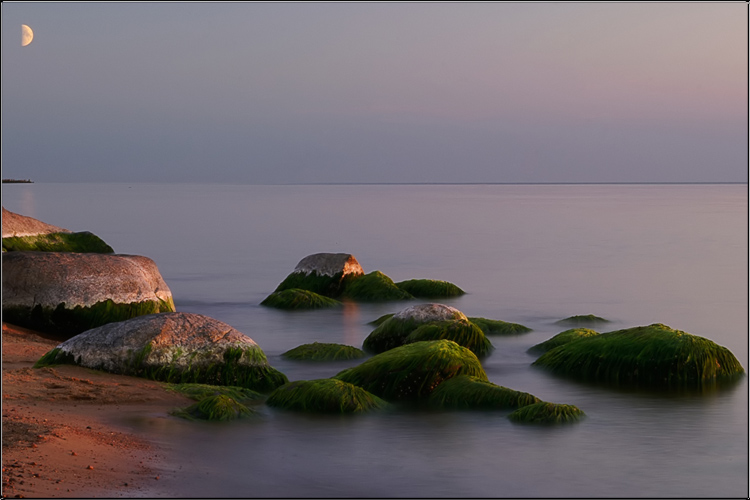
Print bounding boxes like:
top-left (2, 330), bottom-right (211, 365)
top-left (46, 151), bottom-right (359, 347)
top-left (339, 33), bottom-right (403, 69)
top-left (363, 303), bottom-right (468, 354)
top-left (404, 319), bottom-right (493, 358)
top-left (428, 375), bottom-right (540, 410)
top-left (260, 289), bottom-right (342, 310)
top-left (2, 231), bottom-right (114, 253)
top-left (282, 342), bottom-right (366, 361)
top-left (508, 402), bottom-right (585, 424)
top-left (271, 253), bottom-right (365, 298)
top-left (334, 340), bottom-right (487, 402)
top-left (165, 383), bottom-right (265, 402)
top-left (341, 271), bottom-right (414, 302)
top-left (468, 317), bottom-right (532, 336)
top-left (394, 279), bottom-right (465, 299)
top-left (555, 314), bottom-right (610, 326)
top-left (171, 395), bottom-right (255, 421)
top-left (34, 312), bottom-right (289, 393)
top-left (528, 328), bottom-right (600, 354)
top-left (368, 313), bottom-right (395, 326)
top-left (533, 323), bottom-right (745, 388)
top-left (266, 379), bottom-right (388, 413)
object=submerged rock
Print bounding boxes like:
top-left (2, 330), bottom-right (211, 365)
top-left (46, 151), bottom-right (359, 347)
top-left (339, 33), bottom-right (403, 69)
top-left (340, 271), bottom-right (413, 302)
top-left (335, 339), bottom-right (487, 402)
top-left (394, 279), bottom-right (465, 299)
top-left (3, 252), bottom-right (175, 336)
top-left (555, 314), bottom-right (610, 326)
top-left (428, 375), bottom-right (540, 410)
top-left (34, 312), bottom-right (288, 393)
top-left (282, 342), bottom-right (366, 361)
top-left (468, 317), bottom-right (532, 335)
top-left (508, 402), bottom-right (585, 424)
top-left (172, 395), bottom-right (255, 421)
top-left (528, 328), bottom-right (600, 354)
top-left (266, 379), bottom-right (388, 413)
top-left (532, 323), bottom-right (745, 388)
top-left (261, 289), bottom-right (342, 310)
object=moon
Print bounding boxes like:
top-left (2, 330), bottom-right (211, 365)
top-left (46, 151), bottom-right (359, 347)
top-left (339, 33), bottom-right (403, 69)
top-left (22, 24), bottom-right (33, 47)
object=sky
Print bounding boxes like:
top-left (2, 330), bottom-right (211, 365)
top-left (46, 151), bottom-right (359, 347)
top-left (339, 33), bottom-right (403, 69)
top-left (1, 2), bottom-right (747, 184)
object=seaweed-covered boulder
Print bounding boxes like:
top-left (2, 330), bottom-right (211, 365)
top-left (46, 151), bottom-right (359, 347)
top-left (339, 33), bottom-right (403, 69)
top-left (468, 317), bottom-right (532, 335)
top-left (394, 279), bottom-right (465, 299)
top-left (363, 303), bottom-right (469, 354)
top-left (2, 252), bottom-right (175, 337)
top-left (282, 342), bottom-right (366, 361)
top-left (261, 289), bottom-right (342, 310)
top-left (335, 340), bottom-right (487, 402)
top-left (172, 395), bottom-right (255, 421)
top-left (166, 383), bottom-right (265, 403)
top-left (528, 328), bottom-right (600, 354)
top-left (428, 375), bottom-right (540, 410)
top-left (341, 271), bottom-right (414, 302)
top-left (508, 402), bottom-right (585, 424)
top-left (266, 379), bottom-right (388, 413)
top-left (2, 207), bottom-right (113, 253)
top-left (272, 253), bottom-right (365, 297)
top-left (533, 323), bottom-right (745, 388)
top-left (34, 312), bottom-right (288, 393)
top-left (404, 319), bottom-right (493, 358)
top-left (555, 314), bottom-right (610, 326)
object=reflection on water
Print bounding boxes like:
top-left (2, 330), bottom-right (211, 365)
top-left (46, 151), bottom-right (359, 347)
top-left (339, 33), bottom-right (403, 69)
top-left (2, 183), bottom-right (747, 498)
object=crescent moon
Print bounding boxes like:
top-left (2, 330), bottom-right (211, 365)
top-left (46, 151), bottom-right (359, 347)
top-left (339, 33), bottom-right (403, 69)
top-left (22, 24), bottom-right (33, 47)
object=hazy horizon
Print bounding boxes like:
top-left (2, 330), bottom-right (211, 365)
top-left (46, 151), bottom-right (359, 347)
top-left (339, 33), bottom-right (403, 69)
top-left (2, 2), bottom-right (747, 184)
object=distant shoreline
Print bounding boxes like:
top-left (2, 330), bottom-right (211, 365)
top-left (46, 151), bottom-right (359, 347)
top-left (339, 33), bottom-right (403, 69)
top-left (2, 179), bottom-right (33, 184)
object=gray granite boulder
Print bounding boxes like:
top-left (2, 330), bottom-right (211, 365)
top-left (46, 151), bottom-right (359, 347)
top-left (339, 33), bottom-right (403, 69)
top-left (2, 206), bottom-right (70, 237)
top-left (2, 252), bottom-right (175, 336)
top-left (35, 312), bottom-right (288, 393)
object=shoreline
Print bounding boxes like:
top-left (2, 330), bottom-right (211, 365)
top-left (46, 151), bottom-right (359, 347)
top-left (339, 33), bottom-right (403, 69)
top-left (2, 322), bottom-right (192, 498)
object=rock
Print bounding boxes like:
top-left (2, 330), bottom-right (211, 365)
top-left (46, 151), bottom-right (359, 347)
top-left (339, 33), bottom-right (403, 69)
top-left (260, 289), bottom-right (342, 310)
top-left (403, 319), bottom-right (493, 358)
top-left (171, 395), bottom-right (255, 421)
top-left (555, 314), bottom-right (610, 326)
top-left (394, 279), bottom-right (465, 299)
top-left (528, 328), bottom-right (600, 354)
top-left (468, 317), bottom-right (532, 335)
top-left (428, 375), bottom-right (540, 410)
top-left (532, 323), bottom-right (745, 388)
top-left (2, 207), bottom-right (113, 253)
top-left (34, 312), bottom-right (289, 393)
top-left (334, 339), bottom-right (487, 402)
top-left (2, 252), bottom-right (175, 336)
top-left (508, 402), bottom-right (585, 424)
top-left (282, 342), bottom-right (366, 361)
top-left (2, 207), bottom-right (70, 237)
top-left (266, 379), bottom-right (388, 413)
top-left (272, 253), bottom-right (365, 298)
top-left (340, 271), bottom-right (413, 302)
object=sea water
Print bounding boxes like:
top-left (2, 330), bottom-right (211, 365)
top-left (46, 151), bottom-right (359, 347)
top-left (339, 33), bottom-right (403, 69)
top-left (2, 183), bottom-right (747, 498)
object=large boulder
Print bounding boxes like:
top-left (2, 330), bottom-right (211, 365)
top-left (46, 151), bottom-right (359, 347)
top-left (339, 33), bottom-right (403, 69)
top-left (2, 252), bottom-right (175, 336)
top-left (272, 253), bottom-right (365, 297)
top-left (532, 323), bottom-right (745, 389)
top-left (2, 207), bottom-right (113, 253)
top-left (34, 312), bottom-right (288, 393)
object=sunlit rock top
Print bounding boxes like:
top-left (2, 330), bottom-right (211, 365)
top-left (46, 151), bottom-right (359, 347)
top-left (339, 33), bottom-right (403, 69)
top-left (293, 253), bottom-right (365, 277)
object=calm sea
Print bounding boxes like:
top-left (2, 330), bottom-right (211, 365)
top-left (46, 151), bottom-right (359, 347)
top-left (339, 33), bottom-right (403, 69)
top-left (3, 183), bottom-right (748, 498)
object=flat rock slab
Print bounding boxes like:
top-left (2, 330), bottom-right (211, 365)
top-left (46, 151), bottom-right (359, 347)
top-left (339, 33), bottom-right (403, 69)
top-left (293, 253), bottom-right (364, 277)
top-left (2, 207), bottom-right (70, 237)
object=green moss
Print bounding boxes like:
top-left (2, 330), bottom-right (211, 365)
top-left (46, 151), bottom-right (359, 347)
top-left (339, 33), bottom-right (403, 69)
top-left (363, 316), bottom-right (425, 354)
top-left (404, 320), bottom-right (494, 358)
top-left (165, 383), bottom-right (265, 402)
top-left (273, 270), bottom-right (359, 298)
top-left (2, 231), bottom-right (114, 253)
top-left (282, 342), bottom-right (366, 361)
top-left (340, 271), bottom-right (414, 302)
top-left (468, 317), bottom-right (532, 336)
top-left (33, 348), bottom-right (77, 368)
top-left (528, 328), bottom-right (600, 354)
top-left (3, 297), bottom-right (176, 338)
top-left (394, 279), bottom-right (465, 299)
top-left (555, 314), bottom-right (610, 326)
top-left (334, 340), bottom-right (487, 402)
top-left (508, 402), bottom-right (585, 424)
top-left (171, 395), bottom-right (254, 421)
top-left (260, 288), bottom-right (342, 310)
top-left (428, 375), bottom-right (540, 410)
top-left (533, 323), bottom-right (745, 388)
top-left (368, 313), bottom-right (395, 326)
top-left (266, 379), bottom-right (389, 413)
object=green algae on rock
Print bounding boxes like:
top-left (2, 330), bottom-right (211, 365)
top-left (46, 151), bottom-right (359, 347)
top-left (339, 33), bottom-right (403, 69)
top-left (368, 313), bottom-right (395, 326)
top-left (428, 375), bottom-right (540, 410)
top-left (404, 319), bottom-right (493, 358)
top-left (533, 323), bottom-right (745, 388)
top-left (282, 342), bottom-right (366, 361)
top-left (394, 279), bottom-right (465, 299)
top-left (266, 379), bottom-right (388, 413)
top-left (272, 253), bottom-right (365, 298)
top-left (363, 303), bottom-right (468, 354)
top-left (468, 317), bottom-right (532, 336)
top-left (34, 312), bottom-right (289, 393)
top-left (508, 402), bottom-right (585, 424)
top-left (260, 288), bottom-right (342, 310)
top-left (165, 383), bottom-right (265, 402)
top-left (334, 340), bottom-right (487, 402)
top-left (2, 231), bottom-right (114, 253)
top-left (171, 395), bottom-right (255, 421)
top-left (528, 328), bottom-right (600, 354)
top-left (555, 314), bottom-right (610, 326)
top-left (341, 271), bottom-right (414, 302)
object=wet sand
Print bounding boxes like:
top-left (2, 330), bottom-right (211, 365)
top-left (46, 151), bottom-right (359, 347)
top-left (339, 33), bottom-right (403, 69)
top-left (2, 322), bottom-right (192, 498)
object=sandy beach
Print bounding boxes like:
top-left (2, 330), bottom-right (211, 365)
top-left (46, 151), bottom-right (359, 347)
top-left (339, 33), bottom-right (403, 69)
top-left (2, 322), bottom-right (192, 498)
